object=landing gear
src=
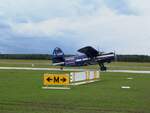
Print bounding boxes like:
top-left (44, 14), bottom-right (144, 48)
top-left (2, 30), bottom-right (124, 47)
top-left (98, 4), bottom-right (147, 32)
top-left (99, 63), bottom-right (107, 71)
top-left (100, 66), bottom-right (107, 71)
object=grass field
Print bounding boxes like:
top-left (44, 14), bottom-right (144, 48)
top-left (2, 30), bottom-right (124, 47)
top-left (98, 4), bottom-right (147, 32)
top-left (0, 59), bottom-right (150, 70)
top-left (0, 69), bottom-right (150, 113)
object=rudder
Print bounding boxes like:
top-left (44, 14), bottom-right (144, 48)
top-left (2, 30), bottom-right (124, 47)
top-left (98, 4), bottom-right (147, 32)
top-left (52, 47), bottom-right (65, 64)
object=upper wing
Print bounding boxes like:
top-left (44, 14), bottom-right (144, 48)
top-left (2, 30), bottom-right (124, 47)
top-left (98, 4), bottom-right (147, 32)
top-left (78, 46), bottom-right (99, 58)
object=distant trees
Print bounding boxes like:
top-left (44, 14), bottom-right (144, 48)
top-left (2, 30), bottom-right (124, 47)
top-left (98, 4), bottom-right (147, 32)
top-left (116, 55), bottom-right (150, 62)
top-left (0, 54), bottom-right (150, 62)
top-left (0, 54), bottom-right (51, 60)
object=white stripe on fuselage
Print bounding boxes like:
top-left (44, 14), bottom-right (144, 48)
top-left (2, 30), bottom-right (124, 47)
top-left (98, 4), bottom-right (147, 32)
top-left (75, 58), bottom-right (89, 62)
top-left (96, 54), bottom-right (114, 59)
top-left (75, 54), bottom-right (114, 62)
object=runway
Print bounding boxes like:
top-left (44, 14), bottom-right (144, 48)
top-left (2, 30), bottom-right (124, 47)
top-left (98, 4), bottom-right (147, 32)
top-left (0, 67), bottom-right (150, 74)
top-left (107, 70), bottom-right (150, 74)
top-left (0, 67), bottom-right (85, 71)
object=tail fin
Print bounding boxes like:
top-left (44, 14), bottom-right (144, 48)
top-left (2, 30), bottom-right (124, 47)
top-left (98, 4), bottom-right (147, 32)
top-left (52, 47), bottom-right (65, 64)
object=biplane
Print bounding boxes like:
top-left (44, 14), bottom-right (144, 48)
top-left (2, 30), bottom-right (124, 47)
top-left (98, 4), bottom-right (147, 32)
top-left (52, 46), bottom-right (115, 71)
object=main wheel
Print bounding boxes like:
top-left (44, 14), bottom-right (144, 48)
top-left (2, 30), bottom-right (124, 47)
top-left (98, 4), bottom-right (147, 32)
top-left (100, 66), bottom-right (107, 71)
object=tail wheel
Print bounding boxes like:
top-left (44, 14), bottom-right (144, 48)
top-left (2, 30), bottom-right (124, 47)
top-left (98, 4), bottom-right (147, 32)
top-left (60, 67), bottom-right (64, 70)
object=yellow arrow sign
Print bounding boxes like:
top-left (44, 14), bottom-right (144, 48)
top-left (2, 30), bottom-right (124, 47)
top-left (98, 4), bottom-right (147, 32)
top-left (43, 74), bottom-right (69, 85)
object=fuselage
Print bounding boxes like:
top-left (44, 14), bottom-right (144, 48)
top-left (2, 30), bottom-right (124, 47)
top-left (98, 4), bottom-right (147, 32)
top-left (53, 52), bottom-right (114, 66)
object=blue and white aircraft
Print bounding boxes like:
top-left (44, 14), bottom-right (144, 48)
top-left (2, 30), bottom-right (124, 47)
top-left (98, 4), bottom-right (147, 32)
top-left (52, 46), bottom-right (115, 71)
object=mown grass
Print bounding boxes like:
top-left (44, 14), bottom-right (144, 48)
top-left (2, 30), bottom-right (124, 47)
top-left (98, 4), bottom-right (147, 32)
top-left (0, 59), bottom-right (51, 68)
top-left (0, 59), bottom-right (150, 70)
top-left (0, 70), bottom-right (150, 113)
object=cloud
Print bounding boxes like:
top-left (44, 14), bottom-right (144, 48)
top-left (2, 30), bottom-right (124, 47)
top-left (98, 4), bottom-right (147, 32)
top-left (0, 0), bottom-right (150, 54)
top-left (126, 0), bottom-right (150, 16)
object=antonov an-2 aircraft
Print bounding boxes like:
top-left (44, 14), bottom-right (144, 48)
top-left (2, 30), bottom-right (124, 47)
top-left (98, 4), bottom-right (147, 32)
top-left (52, 46), bottom-right (115, 71)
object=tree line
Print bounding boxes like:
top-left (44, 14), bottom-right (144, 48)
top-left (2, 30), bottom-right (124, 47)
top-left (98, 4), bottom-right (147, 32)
top-left (116, 55), bottom-right (150, 62)
top-left (0, 54), bottom-right (150, 62)
top-left (0, 54), bottom-right (51, 60)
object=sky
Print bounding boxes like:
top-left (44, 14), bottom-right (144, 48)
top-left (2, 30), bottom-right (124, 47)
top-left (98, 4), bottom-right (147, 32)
top-left (0, 0), bottom-right (150, 55)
